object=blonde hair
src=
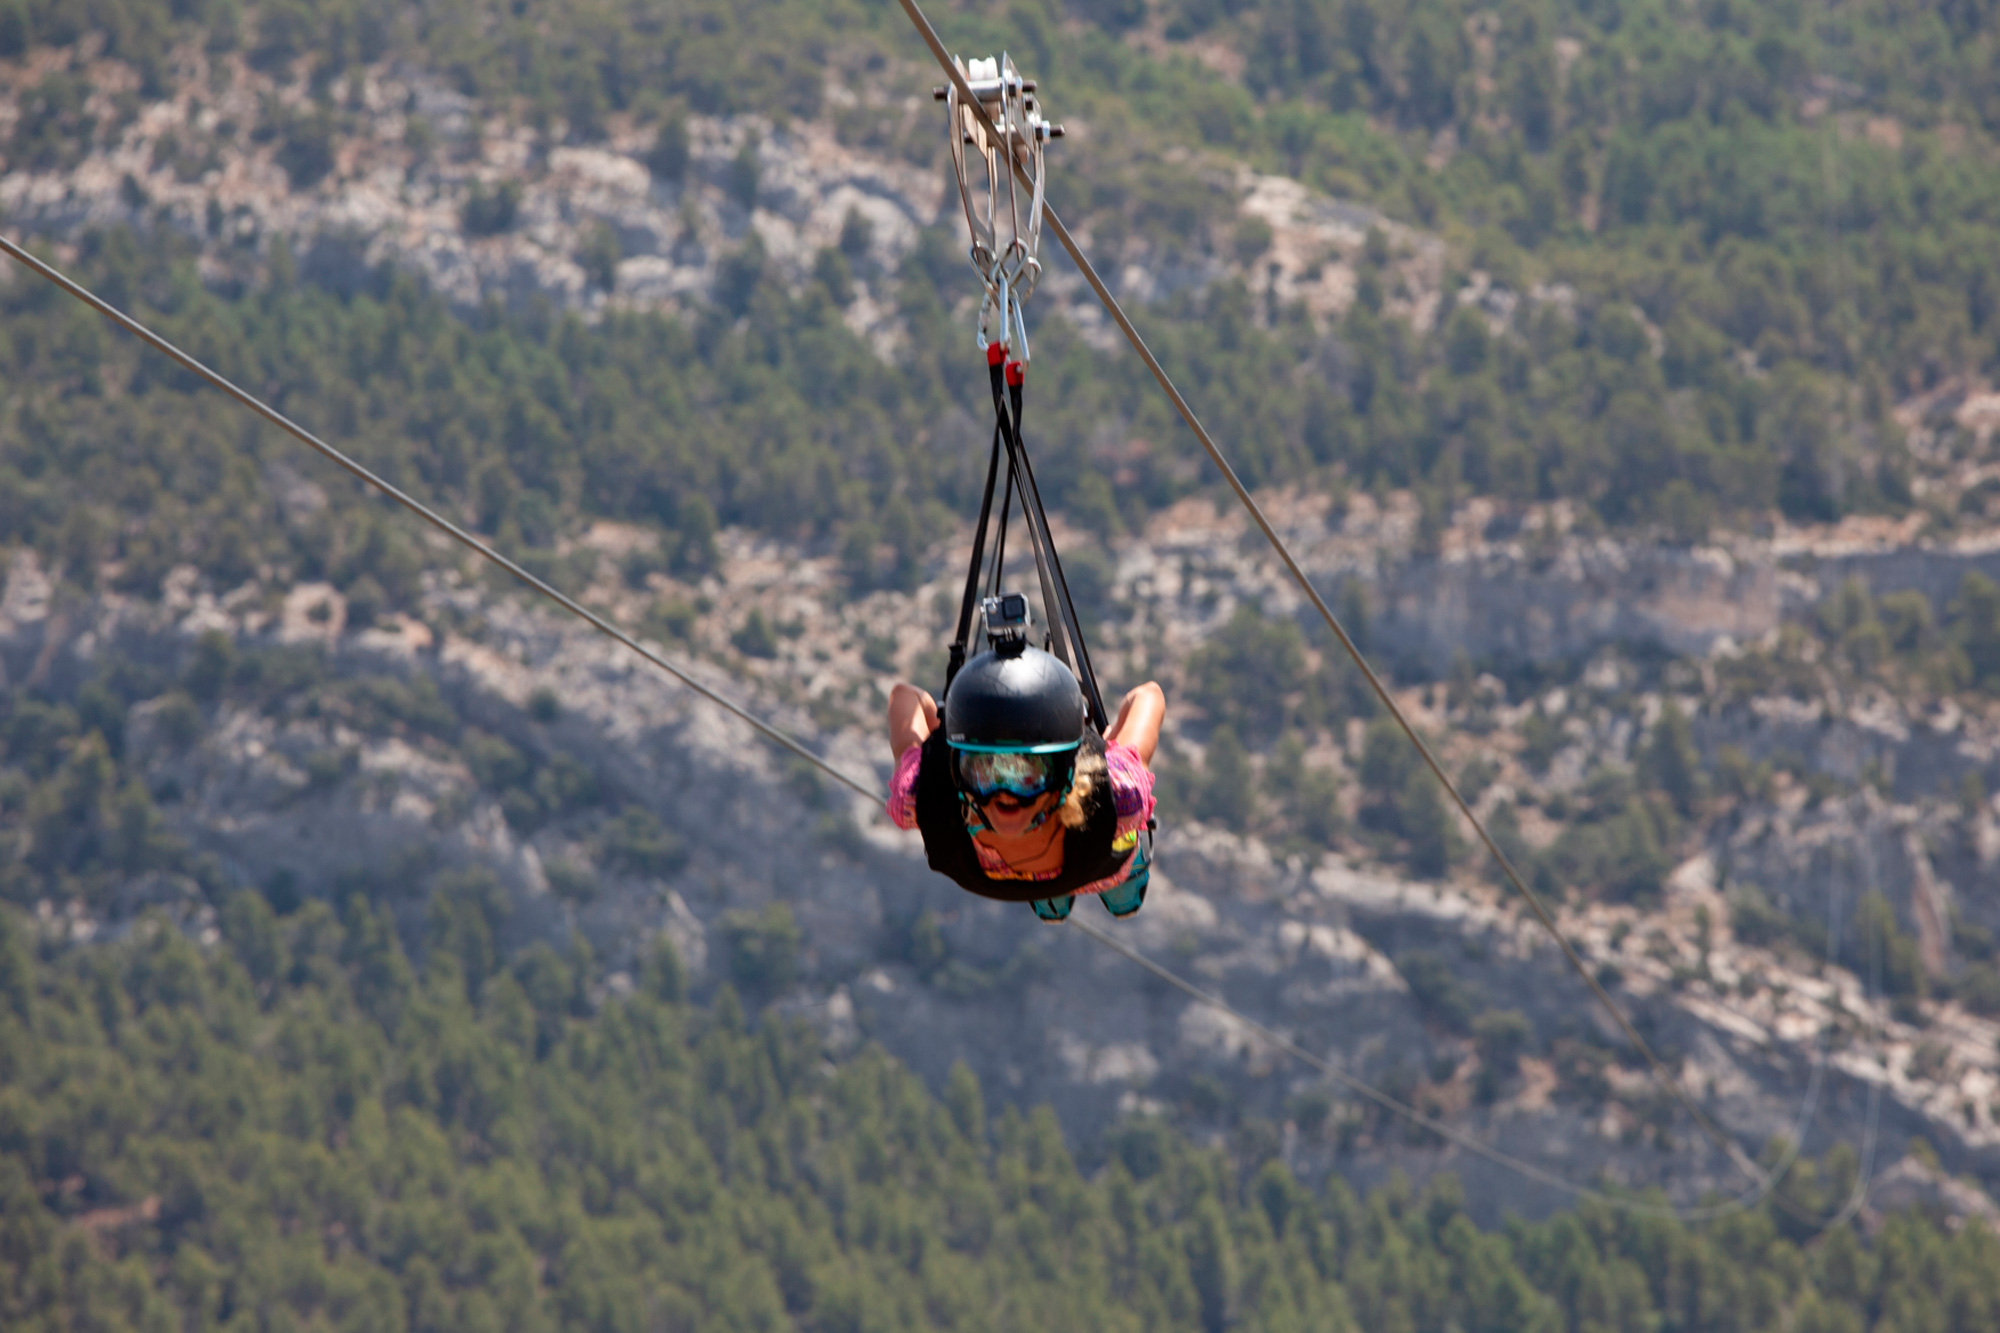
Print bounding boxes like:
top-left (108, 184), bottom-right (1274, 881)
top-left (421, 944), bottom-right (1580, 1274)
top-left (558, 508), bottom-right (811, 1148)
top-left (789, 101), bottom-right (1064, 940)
top-left (1058, 745), bottom-right (1106, 831)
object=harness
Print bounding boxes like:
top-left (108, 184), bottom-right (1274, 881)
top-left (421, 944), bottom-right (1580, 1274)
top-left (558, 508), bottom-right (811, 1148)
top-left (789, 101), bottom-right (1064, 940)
top-left (920, 53), bottom-right (1151, 902)
top-left (937, 57), bottom-right (1106, 730)
top-left (911, 729), bottom-right (1137, 901)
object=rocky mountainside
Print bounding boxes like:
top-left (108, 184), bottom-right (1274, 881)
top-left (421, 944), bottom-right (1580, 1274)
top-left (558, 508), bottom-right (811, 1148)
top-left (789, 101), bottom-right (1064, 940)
top-left (7, 481), bottom-right (1999, 1226)
top-left (9, 29), bottom-right (2000, 1231)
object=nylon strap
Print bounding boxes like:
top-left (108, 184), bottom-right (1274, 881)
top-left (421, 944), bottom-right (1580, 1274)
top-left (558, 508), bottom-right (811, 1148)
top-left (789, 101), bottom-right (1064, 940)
top-left (1008, 371), bottom-right (1107, 727)
top-left (984, 357), bottom-right (1109, 732)
top-left (990, 358), bottom-right (1071, 671)
top-left (987, 463), bottom-right (1013, 600)
top-left (941, 351), bottom-right (1110, 733)
top-left (945, 423), bottom-right (1006, 695)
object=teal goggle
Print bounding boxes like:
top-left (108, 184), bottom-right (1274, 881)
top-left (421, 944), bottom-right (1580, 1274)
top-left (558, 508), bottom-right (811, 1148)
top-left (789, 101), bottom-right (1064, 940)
top-left (952, 745), bottom-right (1077, 802)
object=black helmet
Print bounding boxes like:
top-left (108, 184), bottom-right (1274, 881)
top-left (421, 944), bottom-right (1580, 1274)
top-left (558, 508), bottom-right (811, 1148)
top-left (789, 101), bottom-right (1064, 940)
top-left (945, 644), bottom-right (1085, 754)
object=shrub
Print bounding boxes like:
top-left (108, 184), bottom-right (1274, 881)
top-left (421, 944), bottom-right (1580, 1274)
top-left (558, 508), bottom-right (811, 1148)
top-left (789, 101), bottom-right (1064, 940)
top-left (645, 113), bottom-right (689, 181)
top-left (0, 1), bottom-right (27, 58)
top-left (719, 903), bottom-right (801, 996)
top-left (1729, 885), bottom-right (1792, 950)
top-left (577, 221), bottom-right (621, 293)
top-left (1959, 962), bottom-right (2000, 1016)
top-left (1519, 708), bottom-right (1567, 774)
top-left (1196, 726), bottom-right (1254, 825)
top-left (462, 179), bottom-right (524, 236)
top-left (184, 631), bottom-right (236, 702)
top-left (838, 207), bottom-right (873, 259)
top-left (1951, 572), bottom-right (2000, 690)
top-left (1473, 1008), bottom-right (1533, 1101)
top-left (599, 808), bottom-right (684, 877)
top-left (812, 247), bottom-right (852, 305)
top-left (1232, 216), bottom-right (1273, 263)
top-left (543, 860), bottom-right (598, 904)
top-left (462, 730), bottom-right (529, 791)
top-left (1544, 771), bottom-right (1672, 902)
top-left (343, 575), bottom-right (386, 629)
top-left (733, 611), bottom-right (778, 660)
top-left (725, 138), bottom-right (759, 211)
top-left (1358, 719), bottom-right (1457, 875)
top-left (151, 691), bottom-right (203, 752)
top-left (1848, 891), bottom-right (1927, 999)
top-left (1639, 701), bottom-right (1703, 817)
top-left (276, 110), bottom-right (334, 189)
top-left (1187, 605), bottom-right (1306, 738)
top-left (639, 934), bottom-right (685, 1001)
top-left (1397, 949), bottom-right (1480, 1032)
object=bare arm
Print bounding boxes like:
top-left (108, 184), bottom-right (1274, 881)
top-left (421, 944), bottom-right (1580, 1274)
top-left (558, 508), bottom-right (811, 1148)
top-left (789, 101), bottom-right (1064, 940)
top-left (1105, 682), bottom-right (1166, 767)
top-left (886, 682), bottom-right (939, 762)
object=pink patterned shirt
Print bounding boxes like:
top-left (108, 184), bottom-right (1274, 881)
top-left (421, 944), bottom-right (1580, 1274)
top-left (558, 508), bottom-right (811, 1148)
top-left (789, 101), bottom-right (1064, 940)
top-left (888, 741), bottom-right (1155, 896)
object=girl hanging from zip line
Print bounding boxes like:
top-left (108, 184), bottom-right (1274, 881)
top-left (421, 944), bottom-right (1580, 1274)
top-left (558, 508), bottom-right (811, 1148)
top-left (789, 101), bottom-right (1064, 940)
top-left (883, 626), bottom-right (1164, 921)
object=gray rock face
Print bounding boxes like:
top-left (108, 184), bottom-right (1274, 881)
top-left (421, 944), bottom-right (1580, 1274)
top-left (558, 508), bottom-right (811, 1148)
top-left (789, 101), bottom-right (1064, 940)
top-left (1240, 493), bottom-right (2000, 677)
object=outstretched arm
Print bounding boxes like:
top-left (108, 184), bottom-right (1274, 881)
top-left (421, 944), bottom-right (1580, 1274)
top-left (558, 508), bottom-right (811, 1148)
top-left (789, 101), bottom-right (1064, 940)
top-left (1105, 682), bottom-right (1165, 767)
top-left (886, 682), bottom-right (939, 761)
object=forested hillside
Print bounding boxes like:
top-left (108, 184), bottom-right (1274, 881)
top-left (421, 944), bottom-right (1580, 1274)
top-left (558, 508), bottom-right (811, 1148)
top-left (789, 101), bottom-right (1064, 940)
top-left (7, 0), bottom-right (2000, 1326)
top-left (1, 902), bottom-right (1994, 1333)
top-left (5, 0), bottom-right (2000, 553)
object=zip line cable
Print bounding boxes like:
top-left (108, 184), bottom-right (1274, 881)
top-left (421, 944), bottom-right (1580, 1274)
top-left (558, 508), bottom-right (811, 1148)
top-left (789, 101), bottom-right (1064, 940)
top-left (0, 174), bottom-right (1876, 1225)
top-left (891, 0), bottom-right (1775, 1199)
top-left (0, 233), bottom-right (880, 806)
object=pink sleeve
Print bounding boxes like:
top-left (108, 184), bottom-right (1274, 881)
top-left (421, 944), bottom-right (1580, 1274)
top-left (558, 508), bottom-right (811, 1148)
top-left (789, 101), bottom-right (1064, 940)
top-left (886, 745), bottom-right (923, 830)
top-left (1104, 741), bottom-right (1155, 835)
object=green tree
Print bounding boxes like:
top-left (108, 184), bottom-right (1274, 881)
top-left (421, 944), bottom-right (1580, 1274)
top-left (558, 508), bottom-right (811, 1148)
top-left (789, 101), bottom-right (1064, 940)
top-left (1952, 573), bottom-right (2000, 690)
top-left (1186, 1197), bottom-right (1237, 1333)
top-left (1473, 1009), bottom-right (1532, 1102)
top-left (1359, 719), bottom-right (1457, 875)
top-left (719, 902), bottom-right (802, 997)
top-left (1197, 725), bottom-right (1256, 825)
top-left (1639, 700), bottom-right (1703, 818)
top-left (1187, 605), bottom-right (1307, 739)
top-left (646, 112), bottom-right (690, 180)
top-left (1849, 891), bottom-right (1927, 1000)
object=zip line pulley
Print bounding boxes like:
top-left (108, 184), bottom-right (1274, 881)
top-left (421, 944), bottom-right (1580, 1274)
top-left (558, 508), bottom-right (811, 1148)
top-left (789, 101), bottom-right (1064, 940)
top-left (936, 54), bottom-right (1061, 361)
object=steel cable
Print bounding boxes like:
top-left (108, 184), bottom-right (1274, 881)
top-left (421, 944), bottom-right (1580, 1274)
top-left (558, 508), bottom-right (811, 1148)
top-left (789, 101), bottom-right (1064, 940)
top-left (0, 194), bottom-right (1872, 1226)
top-left (892, 0), bottom-right (1782, 1200)
top-left (0, 233), bottom-right (881, 805)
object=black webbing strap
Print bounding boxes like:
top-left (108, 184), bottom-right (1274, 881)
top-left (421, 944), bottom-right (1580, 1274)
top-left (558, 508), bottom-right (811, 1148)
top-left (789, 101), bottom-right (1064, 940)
top-left (992, 360), bottom-right (1072, 656)
top-left (1006, 371), bottom-right (1107, 729)
top-left (985, 356), bottom-right (1110, 732)
top-left (942, 347), bottom-right (1111, 732)
top-left (945, 423), bottom-right (1006, 695)
top-left (987, 464), bottom-right (1013, 600)
top-left (987, 358), bottom-right (1071, 672)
